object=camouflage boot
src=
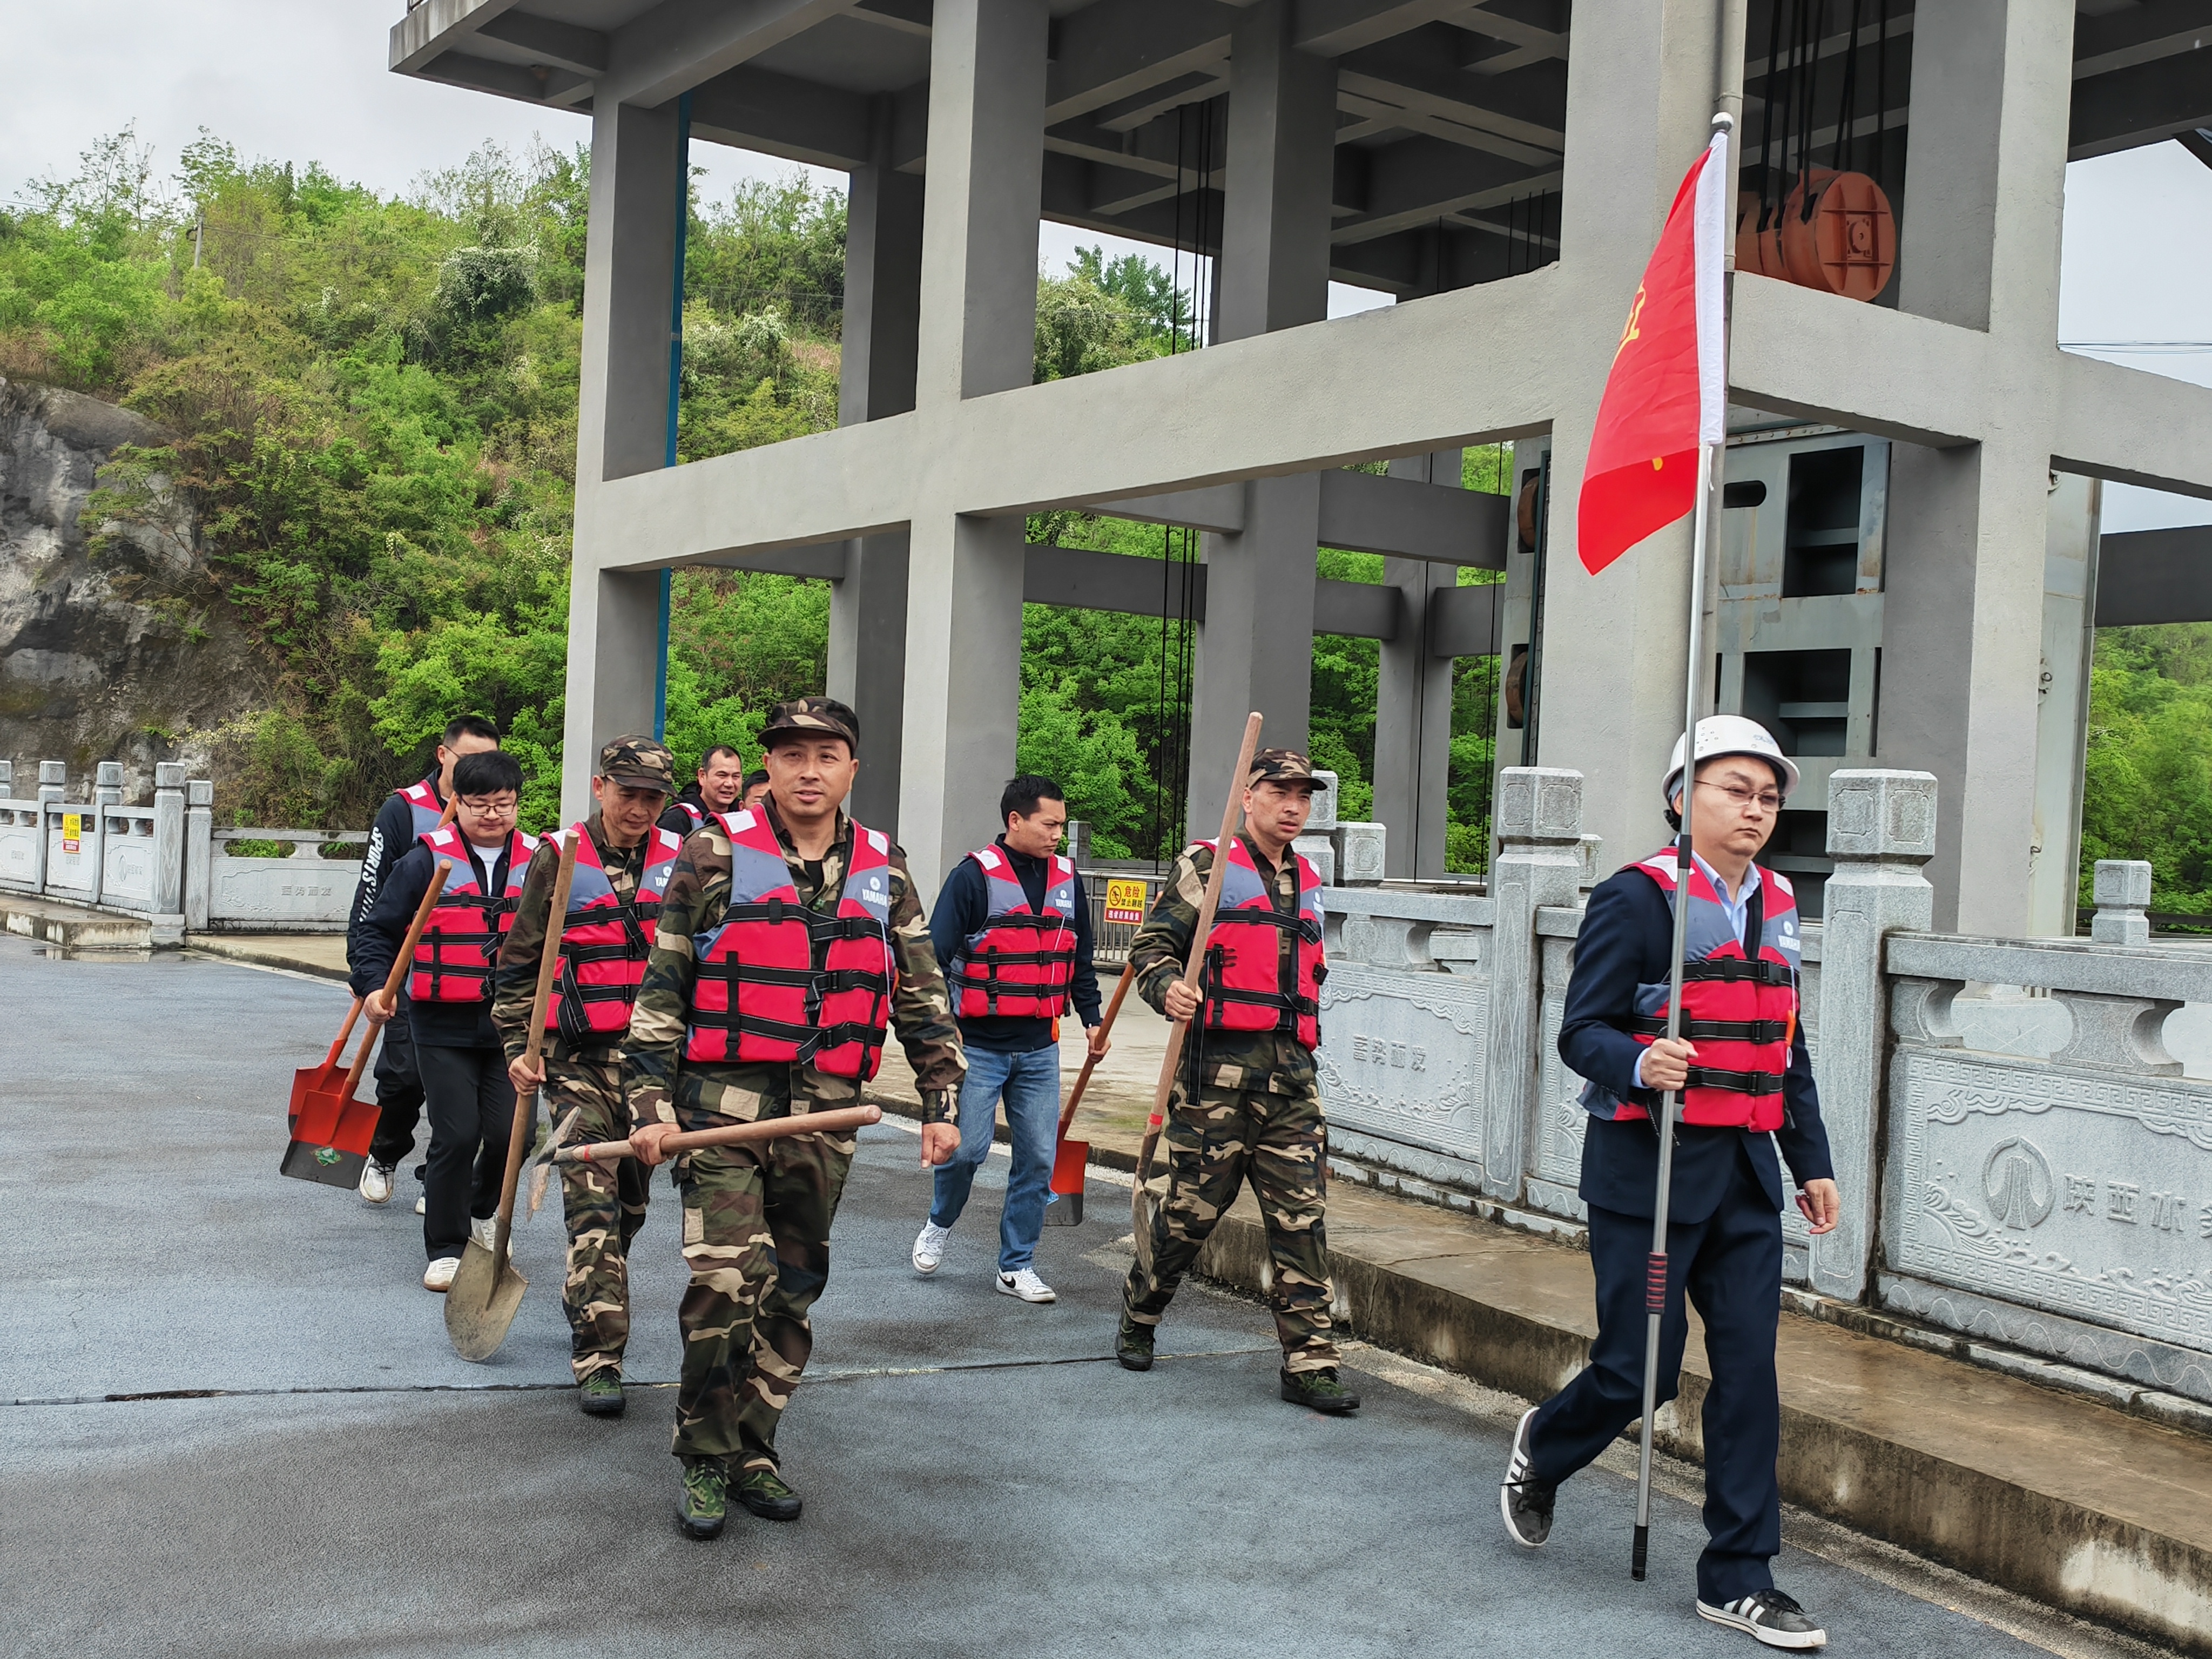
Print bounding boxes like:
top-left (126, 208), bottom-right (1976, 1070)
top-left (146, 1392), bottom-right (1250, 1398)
top-left (1116, 1310), bottom-right (1155, 1372)
top-left (578, 1368), bottom-right (625, 1418)
top-left (1280, 1367), bottom-right (1361, 1414)
top-left (735, 1465), bottom-right (802, 1522)
top-left (677, 1459), bottom-right (727, 1540)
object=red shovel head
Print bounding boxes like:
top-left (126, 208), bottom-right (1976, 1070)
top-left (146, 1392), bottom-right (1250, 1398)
top-left (1043, 1135), bottom-right (1088, 1226)
top-left (281, 1074), bottom-right (380, 1189)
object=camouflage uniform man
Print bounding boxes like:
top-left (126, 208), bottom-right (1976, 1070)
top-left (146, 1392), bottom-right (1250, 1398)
top-left (495, 737), bottom-right (679, 1415)
top-left (1118, 748), bottom-right (1360, 1415)
top-left (623, 697), bottom-right (965, 1539)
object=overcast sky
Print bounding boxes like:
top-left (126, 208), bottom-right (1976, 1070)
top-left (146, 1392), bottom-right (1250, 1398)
top-left (6, 0), bottom-right (2206, 529)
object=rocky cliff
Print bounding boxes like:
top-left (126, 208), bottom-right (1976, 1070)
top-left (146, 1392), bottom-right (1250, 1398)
top-left (0, 377), bottom-right (267, 799)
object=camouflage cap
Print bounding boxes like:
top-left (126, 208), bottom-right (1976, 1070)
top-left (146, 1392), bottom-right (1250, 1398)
top-left (596, 734), bottom-right (676, 794)
top-left (759, 696), bottom-right (860, 753)
top-left (1249, 747), bottom-right (1321, 790)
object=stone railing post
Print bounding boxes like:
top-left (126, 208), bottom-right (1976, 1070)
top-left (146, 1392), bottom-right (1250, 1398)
top-left (0, 761), bottom-right (11, 796)
top-left (152, 763), bottom-right (186, 921)
top-left (37, 760), bottom-right (65, 804)
top-left (95, 760), bottom-right (124, 808)
top-left (1812, 768), bottom-right (1937, 1301)
top-left (1482, 767), bottom-right (1584, 1199)
top-left (184, 780), bottom-right (213, 931)
top-left (2090, 858), bottom-right (2153, 945)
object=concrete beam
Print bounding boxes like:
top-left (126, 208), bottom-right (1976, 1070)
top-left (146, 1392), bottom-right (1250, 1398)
top-left (1045, 0), bottom-right (1237, 124)
top-left (1020, 542), bottom-right (1408, 640)
top-left (1318, 467), bottom-right (1508, 565)
top-left (1094, 484), bottom-right (1249, 535)
top-left (2095, 526), bottom-right (2212, 626)
top-left (595, 0), bottom-right (861, 110)
top-left (1730, 277), bottom-right (1990, 449)
top-left (390, 0), bottom-right (519, 74)
top-left (473, 10), bottom-right (609, 74)
top-left (2052, 351), bottom-right (2212, 500)
top-left (2071, 10), bottom-right (2212, 158)
top-left (1430, 579), bottom-right (1501, 657)
top-left (696, 545), bottom-right (850, 579)
top-left (1294, 0), bottom-right (1483, 57)
top-left (687, 64), bottom-right (872, 170)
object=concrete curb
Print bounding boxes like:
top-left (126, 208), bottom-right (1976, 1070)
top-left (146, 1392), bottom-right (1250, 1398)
top-left (183, 935), bottom-right (352, 983)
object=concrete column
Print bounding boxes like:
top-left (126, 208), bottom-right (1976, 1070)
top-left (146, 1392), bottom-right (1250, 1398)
top-left (2029, 475), bottom-right (2100, 938)
top-left (898, 0), bottom-right (1047, 884)
top-left (564, 99), bottom-right (683, 822)
top-left (1483, 767), bottom-right (1586, 1200)
top-left (1374, 450), bottom-right (1461, 878)
top-left (1881, 0), bottom-right (2072, 934)
top-left (1520, 0), bottom-right (1730, 891)
top-left (1813, 768), bottom-right (1937, 1301)
top-left (152, 761), bottom-right (185, 919)
top-left (184, 779), bottom-right (212, 931)
top-left (830, 141), bottom-right (925, 835)
top-left (1186, 0), bottom-right (1334, 833)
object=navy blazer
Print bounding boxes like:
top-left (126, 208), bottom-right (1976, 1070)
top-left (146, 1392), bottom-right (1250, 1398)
top-left (1559, 865), bottom-right (1835, 1225)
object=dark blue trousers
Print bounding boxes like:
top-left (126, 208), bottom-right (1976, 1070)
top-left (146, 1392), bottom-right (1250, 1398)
top-left (1526, 1142), bottom-right (1784, 1603)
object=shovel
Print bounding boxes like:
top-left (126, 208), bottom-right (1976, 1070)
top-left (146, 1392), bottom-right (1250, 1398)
top-left (289, 996), bottom-right (363, 1134)
top-left (282, 863), bottom-right (453, 1189)
top-left (447, 831), bottom-right (580, 1363)
top-left (1043, 963), bottom-right (1136, 1227)
top-left (1132, 711), bottom-right (1262, 1274)
top-left (553, 1103), bottom-right (883, 1165)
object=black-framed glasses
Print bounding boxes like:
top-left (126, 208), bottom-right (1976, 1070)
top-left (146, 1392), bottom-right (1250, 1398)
top-left (1697, 780), bottom-right (1782, 813)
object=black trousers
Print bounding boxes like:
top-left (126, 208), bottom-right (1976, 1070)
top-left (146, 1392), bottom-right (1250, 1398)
top-left (415, 1041), bottom-right (517, 1260)
top-left (1526, 1142), bottom-right (1784, 1605)
top-left (368, 1002), bottom-right (424, 1169)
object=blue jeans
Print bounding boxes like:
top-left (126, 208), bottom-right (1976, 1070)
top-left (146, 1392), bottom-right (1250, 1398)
top-left (930, 1044), bottom-right (1061, 1274)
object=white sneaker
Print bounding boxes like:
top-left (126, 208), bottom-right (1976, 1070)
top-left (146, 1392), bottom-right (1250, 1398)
top-left (358, 1161), bottom-right (395, 1204)
top-left (414, 1195), bottom-right (427, 1215)
top-left (912, 1220), bottom-right (952, 1274)
top-left (423, 1257), bottom-right (460, 1292)
top-left (996, 1269), bottom-right (1057, 1304)
top-left (470, 1215), bottom-right (498, 1252)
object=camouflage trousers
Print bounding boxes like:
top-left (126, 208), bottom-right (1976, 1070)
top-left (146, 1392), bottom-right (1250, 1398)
top-left (547, 1049), bottom-right (650, 1383)
top-left (1123, 1081), bottom-right (1339, 1373)
top-left (669, 1078), bottom-right (861, 1469)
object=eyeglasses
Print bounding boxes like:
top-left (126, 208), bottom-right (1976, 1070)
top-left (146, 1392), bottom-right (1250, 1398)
top-left (1697, 780), bottom-right (1782, 813)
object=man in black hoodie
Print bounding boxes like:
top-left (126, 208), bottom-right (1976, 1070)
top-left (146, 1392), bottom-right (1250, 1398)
top-left (913, 775), bottom-right (1105, 1303)
top-left (658, 744), bottom-right (745, 837)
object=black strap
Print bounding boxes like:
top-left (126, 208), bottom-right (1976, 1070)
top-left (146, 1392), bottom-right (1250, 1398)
top-left (684, 1005), bottom-right (888, 1068)
top-left (1678, 956), bottom-right (1794, 987)
top-left (1683, 1064), bottom-right (1785, 1096)
top-left (1631, 1015), bottom-right (1791, 1044)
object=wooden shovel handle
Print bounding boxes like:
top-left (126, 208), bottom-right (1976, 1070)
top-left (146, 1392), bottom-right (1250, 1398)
top-left (342, 860), bottom-right (454, 1099)
top-left (323, 996), bottom-right (365, 1069)
top-left (1057, 962), bottom-right (1134, 1140)
top-left (556, 1103), bottom-right (884, 1165)
top-left (490, 831), bottom-right (582, 1270)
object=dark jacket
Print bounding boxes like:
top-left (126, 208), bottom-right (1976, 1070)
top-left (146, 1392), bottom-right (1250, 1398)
top-left (351, 837), bottom-right (517, 1049)
top-left (346, 773), bottom-right (441, 985)
top-left (658, 784), bottom-right (711, 839)
top-left (928, 836), bottom-right (1103, 1053)
top-left (1559, 864), bottom-right (1833, 1225)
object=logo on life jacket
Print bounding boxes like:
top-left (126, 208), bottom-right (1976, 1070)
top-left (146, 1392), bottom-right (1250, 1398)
top-left (950, 845), bottom-right (1078, 1019)
top-left (683, 810), bottom-right (898, 1080)
top-left (409, 825), bottom-right (541, 1004)
top-left (1193, 837), bottom-right (1327, 1050)
top-left (1581, 850), bottom-right (1800, 1132)
top-left (545, 823), bottom-right (682, 1043)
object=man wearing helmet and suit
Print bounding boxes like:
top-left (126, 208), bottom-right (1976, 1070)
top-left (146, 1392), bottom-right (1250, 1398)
top-left (1499, 716), bottom-right (1842, 1652)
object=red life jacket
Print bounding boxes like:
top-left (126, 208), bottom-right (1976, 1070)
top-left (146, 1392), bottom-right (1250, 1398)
top-left (683, 808), bottom-right (898, 1079)
top-left (673, 800), bottom-right (706, 831)
top-left (409, 825), bottom-right (540, 1004)
top-left (545, 822), bottom-right (682, 1042)
top-left (950, 844), bottom-right (1078, 1019)
top-left (1195, 837), bottom-right (1326, 1051)
top-left (394, 778), bottom-right (446, 843)
top-left (1591, 850), bottom-right (1801, 1132)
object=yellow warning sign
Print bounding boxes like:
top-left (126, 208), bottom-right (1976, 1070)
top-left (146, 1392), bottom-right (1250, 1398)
top-left (61, 812), bottom-right (82, 855)
top-left (1103, 878), bottom-right (1148, 926)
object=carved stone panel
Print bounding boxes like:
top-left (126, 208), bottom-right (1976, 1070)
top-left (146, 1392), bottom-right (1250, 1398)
top-left (0, 809), bottom-right (39, 891)
top-left (1318, 966), bottom-right (1488, 1163)
top-left (210, 852), bottom-right (362, 926)
top-left (1892, 1049), bottom-right (2212, 1355)
top-left (1535, 936), bottom-right (1589, 1213)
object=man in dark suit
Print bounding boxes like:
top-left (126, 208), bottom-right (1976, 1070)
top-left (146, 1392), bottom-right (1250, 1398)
top-left (1500, 716), bottom-right (1840, 1652)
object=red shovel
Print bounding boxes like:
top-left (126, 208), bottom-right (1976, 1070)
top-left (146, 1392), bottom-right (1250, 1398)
top-left (288, 996), bottom-right (364, 1135)
top-left (1043, 962), bottom-right (1136, 1227)
top-left (282, 861), bottom-right (452, 1189)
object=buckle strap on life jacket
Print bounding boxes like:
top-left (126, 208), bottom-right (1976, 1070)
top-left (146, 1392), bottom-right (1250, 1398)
top-left (1629, 1015), bottom-right (1792, 1044)
top-left (1683, 1064), bottom-right (1785, 1095)
top-left (720, 899), bottom-right (882, 942)
top-left (1213, 906), bottom-right (1324, 944)
top-left (700, 960), bottom-right (891, 997)
top-left (1680, 957), bottom-right (1794, 987)
top-left (684, 1007), bottom-right (888, 1065)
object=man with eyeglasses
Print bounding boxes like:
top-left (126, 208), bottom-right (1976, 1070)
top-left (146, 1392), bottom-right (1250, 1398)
top-left (1500, 715), bottom-right (1840, 1652)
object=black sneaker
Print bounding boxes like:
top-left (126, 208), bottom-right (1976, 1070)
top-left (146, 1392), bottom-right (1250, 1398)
top-left (577, 1370), bottom-right (625, 1418)
top-left (1695, 1589), bottom-right (1828, 1649)
top-left (1279, 1367), bottom-right (1361, 1414)
top-left (676, 1459), bottom-right (726, 1540)
top-left (1500, 1406), bottom-right (1557, 1547)
top-left (1116, 1311), bottom-right (1155, 1372)
top-left (735, 1466), bottom-right (802, 1521)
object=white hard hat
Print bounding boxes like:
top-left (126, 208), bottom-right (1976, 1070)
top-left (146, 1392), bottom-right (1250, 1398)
top-left (1663, 715), bottom-right (1800, 808)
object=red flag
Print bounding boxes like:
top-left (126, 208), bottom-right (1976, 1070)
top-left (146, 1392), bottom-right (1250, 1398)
top-left (1578, 131), bottom-right (1730, 575)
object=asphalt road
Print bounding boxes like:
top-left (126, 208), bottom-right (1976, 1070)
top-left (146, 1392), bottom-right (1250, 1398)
top-left (0, 938), bottom-right (2074, 1657)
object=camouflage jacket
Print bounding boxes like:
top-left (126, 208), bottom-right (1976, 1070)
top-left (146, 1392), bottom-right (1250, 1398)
top-left (622, 799), bottom-right (964, 1128)
top-left (491, 810), bottom-right (648, 1064)
top-left (1129, 832), bottom-right (1320, 1100)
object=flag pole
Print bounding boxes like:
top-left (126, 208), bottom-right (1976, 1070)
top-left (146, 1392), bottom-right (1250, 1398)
top-left (1631, 105), bottom-right (1735, 1585)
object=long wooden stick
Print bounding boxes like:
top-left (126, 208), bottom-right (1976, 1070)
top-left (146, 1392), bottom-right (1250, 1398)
top-left (487, 831), bottom-right (581, 1282)
top-left (342, 861), bottom-right (453, 1102)
top-left (555, 1102), bottom-right (883, 1165)
top-left (1131, 710), bottom-right (1263, 1271)
top-left (321, 996), bottom-right (365, 1070)
top-left (1057, 963), bottom-right (1135, 1141)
